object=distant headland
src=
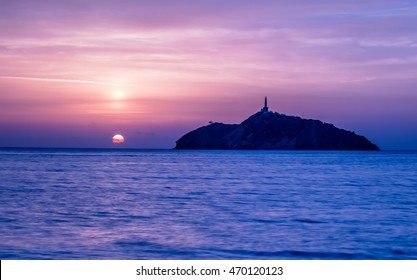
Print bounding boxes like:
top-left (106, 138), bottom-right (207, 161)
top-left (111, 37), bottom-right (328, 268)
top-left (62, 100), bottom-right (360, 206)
top-left (175, 97), bottom-right (379, 150)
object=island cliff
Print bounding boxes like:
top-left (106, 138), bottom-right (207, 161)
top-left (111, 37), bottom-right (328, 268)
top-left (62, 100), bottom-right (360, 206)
top-left (175, 98), bottom-right (379, 150)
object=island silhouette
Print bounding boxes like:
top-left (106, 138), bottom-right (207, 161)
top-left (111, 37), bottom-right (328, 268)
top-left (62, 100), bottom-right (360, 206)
top-left (175, 97), bottom-right (379, 150)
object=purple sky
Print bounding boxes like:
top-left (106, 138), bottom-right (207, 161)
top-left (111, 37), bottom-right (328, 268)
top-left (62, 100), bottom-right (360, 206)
top-left (1, 0), bottom-right (416, 149)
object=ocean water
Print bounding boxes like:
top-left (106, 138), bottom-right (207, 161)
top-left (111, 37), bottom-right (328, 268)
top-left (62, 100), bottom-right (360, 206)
top-left (0, 148), bottom-right (416, 260)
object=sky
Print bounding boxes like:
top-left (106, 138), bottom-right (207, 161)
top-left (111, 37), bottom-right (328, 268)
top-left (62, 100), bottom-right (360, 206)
top-left (1, 0), bottom-right (417, 149)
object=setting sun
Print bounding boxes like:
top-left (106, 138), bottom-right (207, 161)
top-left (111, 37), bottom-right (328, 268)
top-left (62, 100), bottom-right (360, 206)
top-left (112, 134), bottom-right (124, 144)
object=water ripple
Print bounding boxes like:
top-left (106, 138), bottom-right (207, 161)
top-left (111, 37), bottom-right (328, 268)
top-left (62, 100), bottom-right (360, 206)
top-left (1, 149), bottom-right (417, 259)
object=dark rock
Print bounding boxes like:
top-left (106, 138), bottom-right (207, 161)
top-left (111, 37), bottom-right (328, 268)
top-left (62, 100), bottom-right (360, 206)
top-left (175, 111), bottom-right (379, 150)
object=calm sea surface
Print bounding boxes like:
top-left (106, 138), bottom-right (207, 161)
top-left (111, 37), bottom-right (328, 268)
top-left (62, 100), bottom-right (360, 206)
top-left (0, 148), bottom-right (416, 259)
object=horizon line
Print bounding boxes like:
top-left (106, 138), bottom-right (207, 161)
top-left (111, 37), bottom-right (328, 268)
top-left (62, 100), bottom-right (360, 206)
top-left (1, 146), bottom-right (415, 152)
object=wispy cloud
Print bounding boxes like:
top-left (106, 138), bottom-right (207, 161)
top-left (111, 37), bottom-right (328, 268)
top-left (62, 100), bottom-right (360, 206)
top-left (1, 0), bottom-right (417, 148)
top-left (0, 76), bottom-right (133, 87)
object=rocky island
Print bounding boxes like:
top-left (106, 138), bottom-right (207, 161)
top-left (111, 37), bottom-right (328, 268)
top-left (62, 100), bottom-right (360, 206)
top-left (175, 97), bottom-right (379, 150)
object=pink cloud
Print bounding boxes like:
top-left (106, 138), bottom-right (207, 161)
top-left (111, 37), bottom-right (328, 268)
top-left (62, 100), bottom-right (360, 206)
top-left (1, 0), bottom-right (417, 149)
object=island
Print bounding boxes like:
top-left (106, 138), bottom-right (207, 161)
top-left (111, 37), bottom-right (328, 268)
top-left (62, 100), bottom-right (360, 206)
top-left (175, 97), bottom-right (380, 150)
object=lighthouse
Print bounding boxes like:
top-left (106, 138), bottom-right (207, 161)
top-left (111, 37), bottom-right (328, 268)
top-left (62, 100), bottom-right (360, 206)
top-left (261, 96), bottom-right (269, 113)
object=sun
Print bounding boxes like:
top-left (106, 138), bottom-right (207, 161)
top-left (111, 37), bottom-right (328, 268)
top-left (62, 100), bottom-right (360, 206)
top-left (112, 134), bottom-right (124, 144)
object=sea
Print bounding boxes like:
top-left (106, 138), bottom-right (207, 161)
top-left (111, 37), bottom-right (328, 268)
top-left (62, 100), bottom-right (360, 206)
top-left (0, 148), bottom-right (416, 260)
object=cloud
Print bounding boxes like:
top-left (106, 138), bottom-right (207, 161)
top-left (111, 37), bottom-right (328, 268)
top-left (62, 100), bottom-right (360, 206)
top-left (1, 0), bottom-right (417, 148)
top-left (0, 76), bottom-right (132, 86)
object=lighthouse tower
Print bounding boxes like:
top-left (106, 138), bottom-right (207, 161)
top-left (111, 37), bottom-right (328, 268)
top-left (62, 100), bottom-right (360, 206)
top-left (261, 96), bottom-right (269, 113)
